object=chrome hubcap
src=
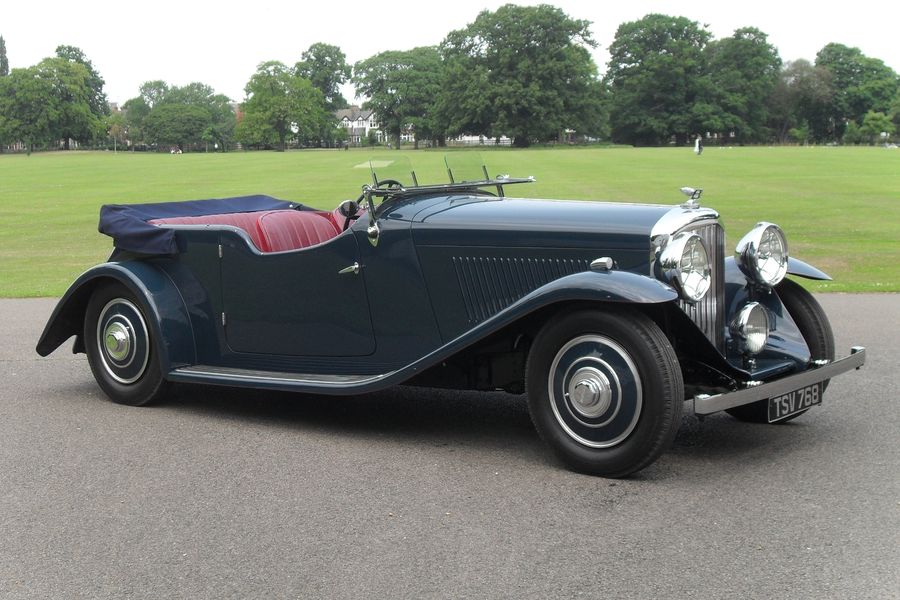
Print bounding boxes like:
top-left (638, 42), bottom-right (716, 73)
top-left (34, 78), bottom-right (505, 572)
top-left (104, 323), bottom-right (131, 361)
top-left (96, 298), bottom-right (149, 385)
top-left (548, 335), bottom-right (643, 448)
top-left (567, 367), bottom-right (612, 418)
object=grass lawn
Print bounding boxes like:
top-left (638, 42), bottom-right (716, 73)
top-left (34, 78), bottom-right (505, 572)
top-left (1, 146), bottom-right (897, 297)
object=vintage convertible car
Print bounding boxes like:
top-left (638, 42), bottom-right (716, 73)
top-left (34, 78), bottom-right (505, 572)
top-left (37, 156), bottom-right (866, 477)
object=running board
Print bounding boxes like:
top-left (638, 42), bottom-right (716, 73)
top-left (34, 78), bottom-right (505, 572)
top-left (169, 365), bottom-right (397, 394)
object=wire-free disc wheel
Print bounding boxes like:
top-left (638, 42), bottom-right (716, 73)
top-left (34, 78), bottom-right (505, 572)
top-left (526, 308), bottom-right (683, 477)
top-left (84, 282), bottom-right (168, 406)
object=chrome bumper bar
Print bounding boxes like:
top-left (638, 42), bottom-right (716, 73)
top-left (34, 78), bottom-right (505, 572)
top-left (693, 346), bottom-right (866, 415)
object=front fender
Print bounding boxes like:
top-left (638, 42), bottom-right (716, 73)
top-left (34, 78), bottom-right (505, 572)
top-left (787, 257), bottom-right (831, 281)
top-left (726, 255), bottom-right (831, 283)
top-left (35, 261), bottom-right (195, 372)
top-left (726, 256), bottom-right (832, 286)
top-left (515, 269), bottom-right (679, 306)
top-left (306, 269), bottom-right (677, 394)
top-left (441, 269), bottom-right (677, 350)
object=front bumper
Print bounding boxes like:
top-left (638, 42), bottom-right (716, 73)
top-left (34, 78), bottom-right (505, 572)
top-left (692, 346), bottom-right (866, 415)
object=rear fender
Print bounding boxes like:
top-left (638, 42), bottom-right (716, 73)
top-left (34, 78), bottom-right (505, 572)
top-left (35, 262), bottom-right (195, 372)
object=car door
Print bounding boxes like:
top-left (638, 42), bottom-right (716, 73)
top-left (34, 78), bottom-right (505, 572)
top-left (219, 231), bottom-right (375, 357)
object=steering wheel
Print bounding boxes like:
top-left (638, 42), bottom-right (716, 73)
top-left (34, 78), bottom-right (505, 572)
top-left (376, 179), bottom-right (404, 190)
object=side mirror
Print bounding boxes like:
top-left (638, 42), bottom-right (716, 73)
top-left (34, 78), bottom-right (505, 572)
top-left (363, 187), bottom-right (379, 247)
top-left (338, 199), bottom-right (360, 218)
top-left (367, 223), bottom-right (380, 246)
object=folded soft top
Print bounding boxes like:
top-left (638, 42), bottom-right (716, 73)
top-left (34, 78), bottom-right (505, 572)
top-left (98, 195), bottom-right (301, 254)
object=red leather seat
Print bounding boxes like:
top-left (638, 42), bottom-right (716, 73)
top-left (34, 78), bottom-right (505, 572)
top-left (257, 210), bottom-right (341, 252)
top-left (149, 212), bottom-right (269, 251)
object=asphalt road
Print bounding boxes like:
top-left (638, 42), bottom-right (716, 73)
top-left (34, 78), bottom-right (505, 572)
top-left (1, 295), bottom-right (897, 599)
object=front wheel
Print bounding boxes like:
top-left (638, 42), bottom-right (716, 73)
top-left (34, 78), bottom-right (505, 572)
top-left (526, 308), bottom-right (683, 478)
top-left (84, 282), bottom-right (169, 406)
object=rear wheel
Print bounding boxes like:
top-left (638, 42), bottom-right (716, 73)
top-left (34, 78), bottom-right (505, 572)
top-left (84, 282), bottom-right (168, 406)
top-left (727, 278), bottom-right (835, 423)
top-left (526, 308), bottom-right (683, 478)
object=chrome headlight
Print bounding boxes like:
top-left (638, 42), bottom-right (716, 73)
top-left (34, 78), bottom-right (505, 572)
top-left (659, 232), bottom-right (712, 302)
top-left (736, 223), bottom-right (788, 286)
top-left (731, 302), bottom-right (769, 355)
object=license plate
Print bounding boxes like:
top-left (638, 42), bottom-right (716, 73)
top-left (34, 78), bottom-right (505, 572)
top-left (768, 383), bottom-right (822, 422)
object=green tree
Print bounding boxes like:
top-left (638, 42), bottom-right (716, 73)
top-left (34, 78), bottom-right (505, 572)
top-left (142, 103), bottom-right (210, 150)
top-left (767, 60), bottom-right (833, 143)
top-left (237, 61), bottom-right (328, 151)
top-left (106, 111), bottom-right (127, 151)
top-left (38, 57), bottom-right (104, 147)
top-left (859, 110), bottom-right (895, 144)
top-left (401, 47), bottom-right (447, 147)
top-left (815, 43), bottom-right (899, 139)
top-left (353, 46), bottom-right (445, 148)
top-left (605, 14), bottom-right (715, 145)
top-left (295, 43), bottom-right (351, 110)
top-left (438, 4), bottom-right (601, 147)
top-left (842, 120), bottom-right (864, 145)
top-left (139, 80), bottom-right (169, 108)
top-left (0, 66), bottom-right (57, 154)
top-left (163, 82), bottom-right (236, 150)
top-left (0, 36), bottom-right (8, 77)
top-left (788, 124), bottom-right (810, 145)
top-left (121, 96), bottom-right (151, 146)
top-left (706, 27), bottom-right (781, 143)
top-left (123, 81), bottom-right (236, 150)
top-left (55, 46), bottom-right (109, 120)
top-left (890, 93), bottom-right (900, 133)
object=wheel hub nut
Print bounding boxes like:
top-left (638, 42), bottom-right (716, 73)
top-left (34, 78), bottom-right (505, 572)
top-left (572, 379), bottom-right (600, 407)
top-left (567, 367), bottom-right (612, 418)
top-left (104, 324), bottom-right (131, 361)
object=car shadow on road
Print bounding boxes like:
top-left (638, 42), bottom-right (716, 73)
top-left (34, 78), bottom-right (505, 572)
top-left (157, 382), bottom-right (805, 475)
top-left (162, 382), bottom-right (544, 452)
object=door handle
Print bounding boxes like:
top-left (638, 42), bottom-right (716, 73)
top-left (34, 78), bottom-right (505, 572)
top-left (338, 262), bottom-right (360, 275)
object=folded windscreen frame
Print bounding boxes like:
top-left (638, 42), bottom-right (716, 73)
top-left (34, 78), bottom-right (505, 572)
top-left (444, 152), bottom-right (490, 184)
top-left (368, 155), bottom-right (418, 188)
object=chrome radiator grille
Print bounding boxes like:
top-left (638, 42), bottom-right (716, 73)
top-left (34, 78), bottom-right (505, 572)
top-left (677, 222), bottom-right (725, 352)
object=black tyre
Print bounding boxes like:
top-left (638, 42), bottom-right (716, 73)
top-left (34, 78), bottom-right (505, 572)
top-left (84, 282), bottom-right (169, 406)
top-left (727, 278), bottom-right (835, 423)
top-left (526, 308), bottom-right (683, 478)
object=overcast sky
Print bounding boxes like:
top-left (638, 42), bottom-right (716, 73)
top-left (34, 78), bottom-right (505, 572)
top-left (3, 0), bottom-right (898, 104)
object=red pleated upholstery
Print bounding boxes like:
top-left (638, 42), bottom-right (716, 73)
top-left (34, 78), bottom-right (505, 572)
top-left (257, 210), bottom-right (341, 252)
top-left (331, 207), bottom-right (348, 232)
top-left (150, 209), bottom-right (342, 253)
top-left (149, 212), bottom-right (269, 251)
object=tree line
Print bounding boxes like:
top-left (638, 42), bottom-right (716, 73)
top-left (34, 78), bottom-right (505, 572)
top-left (0, 45), bottom-right (109, 154)
top-left (2, 4), bottom-right (898, 153)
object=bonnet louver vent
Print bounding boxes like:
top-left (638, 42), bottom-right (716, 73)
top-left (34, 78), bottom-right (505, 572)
top-left (452, 256), bottom-right (589, 324)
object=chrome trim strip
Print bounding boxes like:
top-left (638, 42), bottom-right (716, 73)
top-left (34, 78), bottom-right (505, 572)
top-left (172, 365), bottom-right (395, 386)
top-left (692, 346), bottom-right (866, 415)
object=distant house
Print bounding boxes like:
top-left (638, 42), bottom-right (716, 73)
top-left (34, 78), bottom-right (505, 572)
top-left (335, 106), bottom-right (382, 144)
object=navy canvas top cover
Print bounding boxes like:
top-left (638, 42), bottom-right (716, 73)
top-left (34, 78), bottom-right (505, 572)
top-left (99, 195), bottom-right (299, 254)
